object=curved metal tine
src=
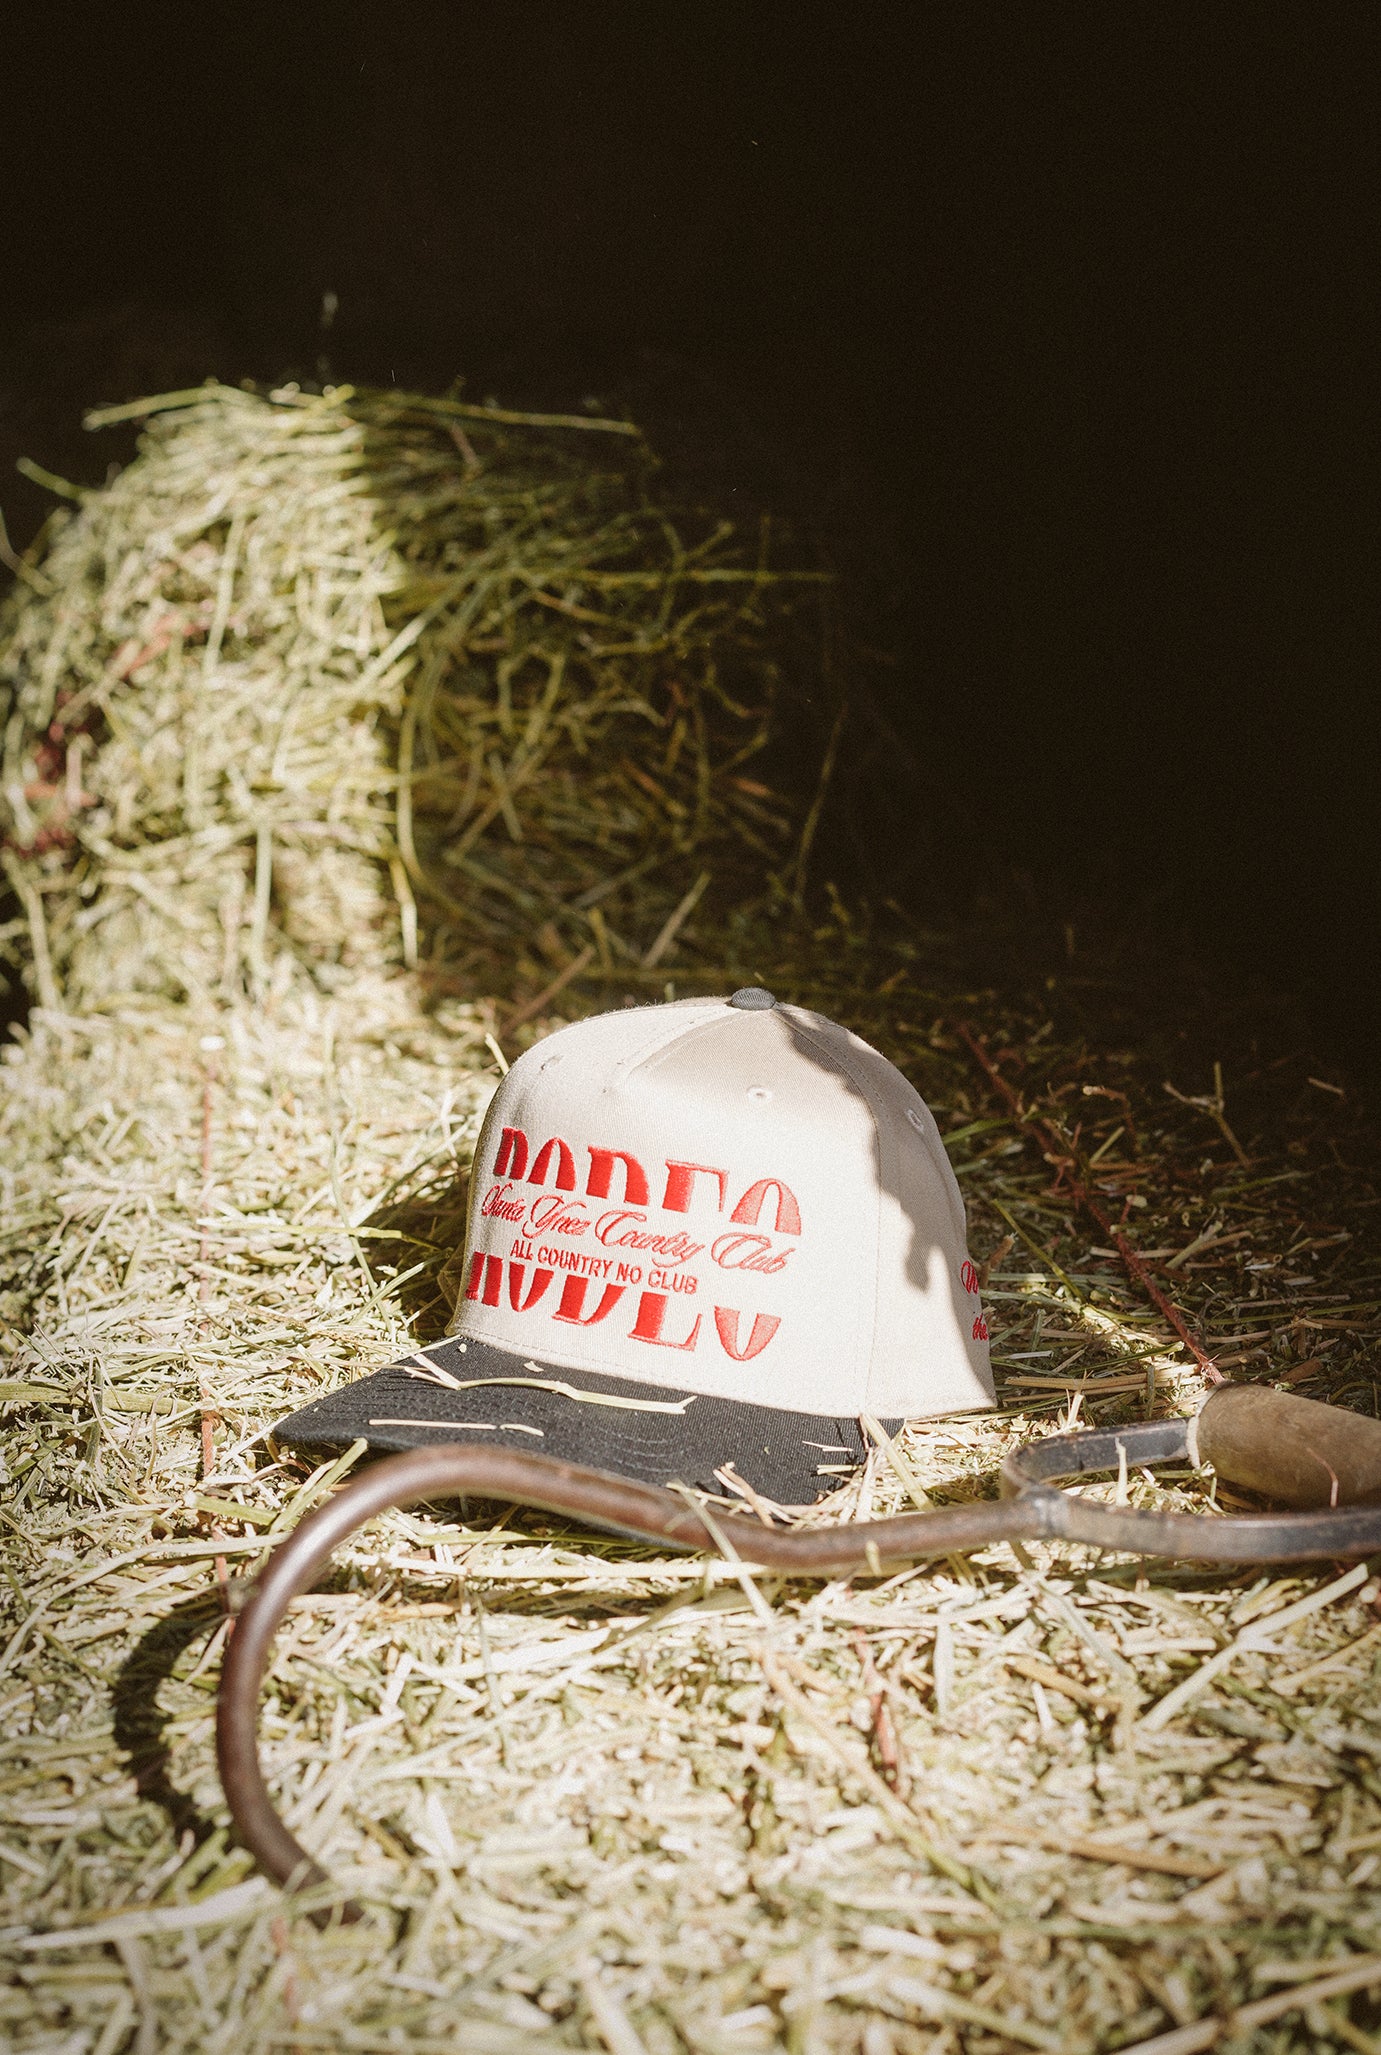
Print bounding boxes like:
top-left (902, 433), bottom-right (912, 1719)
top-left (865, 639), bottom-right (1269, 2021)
top-left (1004, 1418), bottom-right (1193, 1488)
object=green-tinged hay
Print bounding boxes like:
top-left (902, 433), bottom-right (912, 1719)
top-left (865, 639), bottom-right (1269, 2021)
top-left (2, 385), bottom-right (1381, 2051)
top-left (2, 962), bottom-right (1381, 2052)
top-left (1, 382), bottom-right (826, 1014)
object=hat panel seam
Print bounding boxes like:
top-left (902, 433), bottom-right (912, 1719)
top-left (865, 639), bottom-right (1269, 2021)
top-left (620, 1003), bottom-right (759, 1085)
top-left (596, 1000), bottom-right (731, 1091)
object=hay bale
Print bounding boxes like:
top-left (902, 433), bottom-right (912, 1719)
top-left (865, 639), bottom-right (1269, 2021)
top-left (1, 382), bottom-right (824, 1015)
top-left (4, 385), bottom-right (1381, 2048)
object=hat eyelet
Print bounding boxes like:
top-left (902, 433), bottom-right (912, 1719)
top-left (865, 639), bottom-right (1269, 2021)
top-left (746, 1085), bottom-right (773, 1105)
top-left (905, 1108), bottom-right (926, 1131)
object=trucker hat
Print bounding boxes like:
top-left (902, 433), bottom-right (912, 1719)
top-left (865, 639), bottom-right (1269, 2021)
top-left (276, 988), bottom-right (995, 1503)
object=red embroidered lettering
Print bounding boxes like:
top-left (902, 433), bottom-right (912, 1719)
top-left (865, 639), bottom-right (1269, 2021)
top-left (493, 1125), bottom-right (529, 1178)
top-left (595, 1211), bottom-right (705, 1261)
top-left (710, 1232), bottom-right (793, 1274)
top-left (729, 1177), bottom-right (802, 1235)
top-left (972, 1313), bottom-right (989, 1341)
top-left (553, 1276), bottom-right (626, 1326)
top-left (585, 1146), bottom-right (649, 1205)
top-left (629, 1292), bottom-right (703, 1351)
top-left (464, 1253), bottom-right (504, 1306)
top-left (648, 1268), bottom-right (697, 1294)
top-left (528, 1137), bottom-right (576, 1190)
top-left (661, 1161), bottom-right (728, 1215)
top-left (960, 1260), bottom-right (979, 1296)
top-left (713, 1307), bottom-right (781, 1360)
top-left (527, 1193), bottom-right (589, 1236)
top-left (507, 1262), bottom-right (554, 1313)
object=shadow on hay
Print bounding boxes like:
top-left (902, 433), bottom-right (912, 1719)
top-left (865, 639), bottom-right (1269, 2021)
top-left (358, 1163), bottom-right (473, 1341)
top-left (111, 1591), bottom-right (226, 1850)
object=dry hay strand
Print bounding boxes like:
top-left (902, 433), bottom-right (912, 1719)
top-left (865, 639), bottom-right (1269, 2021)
top-left (2, 945), bottom-right (1380, 2051)
top-left (3, 392), bottom-right (1381, 2050)
top-left (1, 380), bottom-right (826, 1017)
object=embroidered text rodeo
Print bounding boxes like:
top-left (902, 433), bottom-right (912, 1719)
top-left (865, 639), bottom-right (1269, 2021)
top-left (466, 1126), bottom-right (800, 1362)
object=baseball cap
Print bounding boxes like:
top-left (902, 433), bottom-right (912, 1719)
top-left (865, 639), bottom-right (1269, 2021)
top-left (276, 989), bottom-right (995, 1503)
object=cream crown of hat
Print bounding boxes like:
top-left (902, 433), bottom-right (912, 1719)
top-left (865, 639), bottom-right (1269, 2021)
top-left (451, 988), bottom-right (994, 1421)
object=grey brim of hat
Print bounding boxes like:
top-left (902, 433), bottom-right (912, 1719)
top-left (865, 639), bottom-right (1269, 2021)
top-left (273, 1336), bottom-right (896, 1506)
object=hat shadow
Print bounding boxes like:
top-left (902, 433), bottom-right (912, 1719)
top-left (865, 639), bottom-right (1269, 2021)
top-left (774, 1007), bottom-right (984, 1401)
top-left (359, 1160), bottom-right (473, 1341)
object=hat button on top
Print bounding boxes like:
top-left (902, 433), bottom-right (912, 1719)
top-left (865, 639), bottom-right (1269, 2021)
top-left (728, 987), bottom-right (777, 1010)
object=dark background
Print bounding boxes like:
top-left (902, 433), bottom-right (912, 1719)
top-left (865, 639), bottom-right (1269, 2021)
top-left (3, 5), bottom-right (1377, 1059)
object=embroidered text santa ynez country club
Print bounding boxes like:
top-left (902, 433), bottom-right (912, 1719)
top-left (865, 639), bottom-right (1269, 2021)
top-left (467, 1126), bottom-right (800, 1361)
